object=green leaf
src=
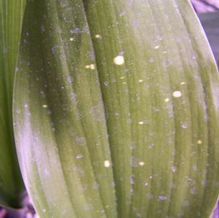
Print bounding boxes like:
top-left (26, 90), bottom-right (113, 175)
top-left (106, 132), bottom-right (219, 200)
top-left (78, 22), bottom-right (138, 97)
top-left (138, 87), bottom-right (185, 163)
top-left (0, 0), bottom-right (26, 208)
top-left (14, 0), bottom-right (219, 217)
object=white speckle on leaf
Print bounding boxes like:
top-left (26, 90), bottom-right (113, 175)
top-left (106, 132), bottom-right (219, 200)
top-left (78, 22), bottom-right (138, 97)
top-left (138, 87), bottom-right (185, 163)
top-left (89, 64), bottom-right (95, 70)
top-left (85, 64), bottom-right (95, 70)
top-left (192, 55), bottom-right (196, 60)
top-left (130, 175), bottom-right (135, 184)
top-left (76, 154), bottom-right (84, 160)
top-left (197, 140), bottom-right (202, 144)
top-left (70, 27), bottom-right (81, 34)
top-left (85, 64), bottom-right (92, 69)
top-left (69, 37), bottom-right (74, 41)
top-left (67, 75), bottom-right (73, 84)
top-left (138, 161), bottom-right (145, 166)
top-left (145, 182), bottom-right (149, 187)
top-left (70, 92), bottom-right (77, 103)
top-left (138, 121), bottom-right (144, 125)
top-left (114, 112), bottom-right (119, 117)
top-left (172, 91), bottom-right (182, 98)
top-left (15, 67), bottom-right (19, 72)
top-left (138, 79), bottom-right (144, 83)
top-left (181, 122), bottom-right (188, 129)
top-left (164, 98), bottom-right (170, 102)
top-left (42, 104), bottom-right (48, 108)
top-left (120, 76), bottom-right (125, 80)
top-left (159, 195), bottom-right (168, 201)
top-left (154, 45), bottom-right (160, 49)
top-left (104, 160), bottom-right (111, 168)
top-left (180, 81), bottom-right (186, 85)
top-left (113, 55), bottom-right (125, 65)
top-left (171, 165), bottom-right (177, 173)
top-left (95, 34), bottom-right (102, 39)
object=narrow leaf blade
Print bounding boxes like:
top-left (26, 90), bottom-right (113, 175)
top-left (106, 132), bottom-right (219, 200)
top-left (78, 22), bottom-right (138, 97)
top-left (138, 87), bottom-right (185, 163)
top-left (0, 0), bottom-right (26, 207)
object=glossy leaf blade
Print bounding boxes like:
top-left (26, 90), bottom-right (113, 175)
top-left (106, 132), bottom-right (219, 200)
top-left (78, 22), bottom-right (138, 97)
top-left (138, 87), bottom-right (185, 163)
top-left (0, 0), bottom-right (26, 207)
top-left (14, 0), bottom-right (219, 217)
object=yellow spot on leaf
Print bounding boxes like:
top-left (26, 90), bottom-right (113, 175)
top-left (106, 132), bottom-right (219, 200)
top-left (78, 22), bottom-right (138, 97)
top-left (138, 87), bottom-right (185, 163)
top-left (85, 64), bottom-right (95, 70)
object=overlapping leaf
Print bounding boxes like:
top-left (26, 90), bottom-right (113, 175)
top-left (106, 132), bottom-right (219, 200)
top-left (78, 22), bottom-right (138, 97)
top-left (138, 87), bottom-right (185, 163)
top-left (0, 0), bottom-right (26, 208)
top-left (14, 0), bottom-right (219, 217)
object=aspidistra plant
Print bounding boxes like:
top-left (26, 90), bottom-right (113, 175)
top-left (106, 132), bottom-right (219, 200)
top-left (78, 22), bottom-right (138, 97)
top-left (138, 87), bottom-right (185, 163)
top-left (1, 0), bottom-right (219, 218)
